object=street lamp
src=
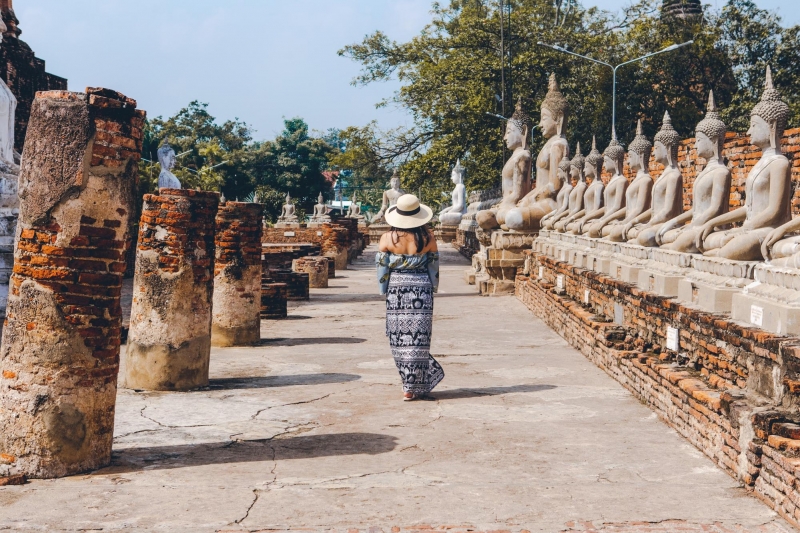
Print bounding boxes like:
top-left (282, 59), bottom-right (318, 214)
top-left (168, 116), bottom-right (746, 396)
top-left (536, 40), bottom-right (693, 133)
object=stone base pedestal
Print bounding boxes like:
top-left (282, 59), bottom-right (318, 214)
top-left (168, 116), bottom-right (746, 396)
top-left (586, 240), bottom-right (620, 276)
top-left (436, 224), bottom-right (458, 243)
top-left (261, 282), bottom-right (288, 319)
top-left (479, 230), bottom-right (537, 296)
top-left (677, 256), bottom-right (758, 314)
top-left (637, 249), bottom-right (694, 297)
top-left (325, 247), bottom-right (348, 271)
top-left (275, 221), bottom-right (301, 229)
top-left (609, 243), bottom-right (650, 284)
top-left (369, 223), bottom-right (389, 242)
top-left (731, 264), bottom-right (800, 335)
top-left (293, 256), bottom-right (329, 288)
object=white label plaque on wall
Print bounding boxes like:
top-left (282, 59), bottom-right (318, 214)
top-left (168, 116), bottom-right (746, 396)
top-left (584, 289), bottom-right (590, 305)
top-left (666, 326), bottom-right (679, 352)
top-left (317, 231), bottom-right (323, 236)
top-left (556, 275), bottom-right (564, 289)
top-left (750, 305), bottom-right (764, 327)
top-left (538, 266), bottom-right (544, 279)
top-left (283, 231), bottom-right (296, 237)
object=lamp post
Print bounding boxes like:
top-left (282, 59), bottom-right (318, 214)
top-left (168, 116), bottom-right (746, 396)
top-left (536, 41), bottom-right (693, 133)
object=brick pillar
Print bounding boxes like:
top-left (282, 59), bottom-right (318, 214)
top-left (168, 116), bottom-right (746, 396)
top-left (211, 201), bottom-right (263, 347)
top-left (0, 88), bottom-right (143, 479)
top-left (123, 189), bottom-right (219, 391)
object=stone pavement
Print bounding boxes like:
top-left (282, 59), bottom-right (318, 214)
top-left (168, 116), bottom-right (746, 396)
top-left (0, 245), bottom-right (796, 532)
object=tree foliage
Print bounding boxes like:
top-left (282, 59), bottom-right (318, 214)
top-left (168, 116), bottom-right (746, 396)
top-left (338, 0), bottom-right (800, 198)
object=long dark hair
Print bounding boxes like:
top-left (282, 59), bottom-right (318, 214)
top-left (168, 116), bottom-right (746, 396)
top-left (390, 224), bottom-right (431, 253)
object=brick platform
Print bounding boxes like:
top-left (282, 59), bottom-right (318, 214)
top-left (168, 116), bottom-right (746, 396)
top-left (0, 88), bottom-right (143, 478)
top-left (124, 188), bottom-right (219, 391)
top-left (263, 269), bottom-right (309, 301)
top-left (260, 282), bottom-right (288, 319)
top-left (292, 256), bottom-right (329, 288)
top-left (212, 202), bottom-right (263, 347)
top-left (519, 251), bottom-right (800, 528)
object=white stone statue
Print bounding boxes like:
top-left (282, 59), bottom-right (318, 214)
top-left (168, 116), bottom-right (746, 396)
top-left (310, 192), bottom-right (330, 223)
top-left (439, 159), bottom-right (467, 225)
top-left (157, 142), bottom-right (181, 189)
top-left (347, 191), bottom-right (365, 221)
top-left (374, 169), bottom-right (405, 223)
top-left (278, 192), bottom-right (298, 223)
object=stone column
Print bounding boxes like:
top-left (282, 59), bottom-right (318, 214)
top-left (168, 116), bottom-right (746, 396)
top-left (292, 256), bottom-right (329, 288)
top-left (0, 88), bottom-right (143, 479)
top-left (211, 201), bottom-right (263, 347)
top-left (123, 189), bottom-right (219, 391)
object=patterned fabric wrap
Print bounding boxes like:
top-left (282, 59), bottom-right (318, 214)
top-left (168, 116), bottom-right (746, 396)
top-left (376, 252), bottom-right (440, 295)
top-left (385, 269), bottom-right (444, 394)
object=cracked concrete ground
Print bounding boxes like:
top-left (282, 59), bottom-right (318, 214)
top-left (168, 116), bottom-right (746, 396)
top-left (0, 245), bottom-right (797, 532)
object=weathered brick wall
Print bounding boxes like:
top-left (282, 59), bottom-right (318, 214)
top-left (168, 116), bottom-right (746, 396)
top-left (261, 282), bottom-right (287, 319)
top-left (212, 202), bottom-right (263, 347)
top-left (518, 252), bottom-right (800, 526)
top-left (0, 88), bottom-right (142, 479)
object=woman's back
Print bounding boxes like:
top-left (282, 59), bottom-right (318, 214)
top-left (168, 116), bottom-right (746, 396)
top-left (379, 226), bottom-right (438, 255)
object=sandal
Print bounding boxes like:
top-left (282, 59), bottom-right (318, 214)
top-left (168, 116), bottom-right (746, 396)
top-left (403, 392), bottom-right (416, 401)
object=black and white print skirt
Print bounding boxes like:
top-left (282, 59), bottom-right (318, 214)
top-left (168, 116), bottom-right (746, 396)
top-left (385, 269), bottom-right (444, 394)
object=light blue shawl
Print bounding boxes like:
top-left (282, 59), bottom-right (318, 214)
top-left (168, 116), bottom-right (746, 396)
top-left (376, 252), bottom-right (440, 295)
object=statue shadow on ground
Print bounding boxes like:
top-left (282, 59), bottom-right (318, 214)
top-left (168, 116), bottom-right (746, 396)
top-left (103, 433), bottom-right (398, 474)
top-left (207, 373), bottom-right (361, 390)
top-left (258, 337), bottom-right (366, 346)
top-left (431, 384), bottom-right (556, 400)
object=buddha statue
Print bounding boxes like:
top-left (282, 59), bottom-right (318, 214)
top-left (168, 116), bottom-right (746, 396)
top-left (439, 159), bottom-right (468, 225)
top-left (592, 120), bottom-right (653, 241)
top-left (624, 112), bottom-right (684, 246)
top-left (504, 74), bottom-right (570, 232)
top-left (580, 131), bottom-right (628, 237)
top-left (310, 192), bottom-right (330, 223)
top-left (347, 191), bottom-right (365, 221)
top-left (657, 92), bottom-right (731, 252)
top-left (541, 154), bottom-right (574, 230)
top-left (475, 98), bottom-right (533, 230)
top-left (564, 137), bottom-right (604, 234)
top-left (552, 143), bottom-right (586, 232)
top-left (278, 192), bottom-right (298, 223)
top-left (157, 142), bottom-right (181, 189)
top-left (374, 169), bottom-right (406, 223)
top-left (698, 66), bottom-right (791, 261)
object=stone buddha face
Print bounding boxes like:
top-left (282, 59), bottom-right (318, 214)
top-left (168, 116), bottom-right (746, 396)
top-left (557, 166), bottom-right (568, 184)
top-left (629, 150), bottom-right (642, 172)
top-left (654, 141), bottom-right (669, 166)
top-left (158, 145), bottom-right (176, 171)
top-left (504, 122), bottom-right (524, 150)
top-left (748, 115), bottom-right (772, 149)
top-left (584, 161), bottom-right (596, 181)
top-left (604, 155), bottom-right (617, 175)
top-left (539, 107), bottom-right (559, 138)
top-left (451, 168), bottom-right (463, 185)
top-left (570, 166), bottom-right (580, 185)
top-left (390, 177), bottom-right (400, 191)
top-left (695, 131), bottom-right (715, 160)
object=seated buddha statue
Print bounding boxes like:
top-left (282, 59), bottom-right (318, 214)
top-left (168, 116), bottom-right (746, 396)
top-left (579, 131), bottom-right (627, 236)
top-left (552, 143), bottom-right (586, 232)
top-left (563, 137), bottom-right (603, 233)
top-left (278, 192), bottom-right (298, 223)
top-left (657, 91), bottom-right (731, 252)
top-left (374, 169), bottom-right (406, 223)
top-left (347, 191), bottom-right (365, 221)
top-left (503, 74), bottom-right (570, 232)
top-left (625, 112), bottom-right (684, 246)
top-left (476, 98), bottom-right (533, 231)
top-left (310, 192), bottom-right (330, 223)
top-left (541, 154), bottom-right (573, 230)
top-left (439, 159), bottom-right (468, 225)
top-left (698, 66), bottom-right (791, 261)
top-left (157, 142), bottom-right (181, 189)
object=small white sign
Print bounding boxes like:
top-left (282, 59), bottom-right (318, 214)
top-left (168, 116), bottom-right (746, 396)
top-left (317, 231), bottom-right (323, 236)
top-left (538, 266), bottom-right (544, 279)
top-left (283, 231), bottom-right (296, 237)
top-left (584, 289), bottom-right (590, 304)
top-left (556, 275), bottom-right (564, 290)
top-left (751, 305), bottom-right (764, 327)
top-left (666, 326), bottom-right (679, 352)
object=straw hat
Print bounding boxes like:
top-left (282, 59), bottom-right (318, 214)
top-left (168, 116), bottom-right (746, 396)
top-left (385, 194), bottom-right (433, 229)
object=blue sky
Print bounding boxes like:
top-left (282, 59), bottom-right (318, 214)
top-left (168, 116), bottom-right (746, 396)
top-left (17, 0), bottom-right (797, 141)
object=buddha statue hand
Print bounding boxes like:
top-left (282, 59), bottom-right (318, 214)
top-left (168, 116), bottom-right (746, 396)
top-left (761, 226), bottom-right (788, 261)
top-left (655, 220), bottom-right (676, 246)
top-left (695, 223), bottom-right (714, 253)
top-left (621, 222), bottom-right (635, 242)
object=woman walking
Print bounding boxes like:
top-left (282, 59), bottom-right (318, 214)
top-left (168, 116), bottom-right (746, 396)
top-left (376, 194), bottom-right (443, 401)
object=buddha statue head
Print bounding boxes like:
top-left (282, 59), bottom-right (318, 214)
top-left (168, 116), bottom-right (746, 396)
top-left (390, 169), bottom-right (401, 191)
top-left (157, 142), bottom-right (177, 171)
top-left (506, 98), bottom-right (533, 150)
top-left (749, 66), bottom-right (789, 150)
top-left (318, 192), bottom-right (324, 204)
top-left (603, 129), bottom-right (625, 175)
top-left (452, 158), bottom-right (465, 185)
top-left (557, 153), bottom-right (571, 184)
top-left (695, 90), bottom-right (727, 160)
top-left (654, 111), bottom-right (680, 167)
top-left (585, 135), bottom-right (603, 181)
top-left (570, 142), bottom-right (585, 184)
top-left (628, 119), bottom-right (653, 172)
top-left (540, 73), bottom-right (569, 138)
